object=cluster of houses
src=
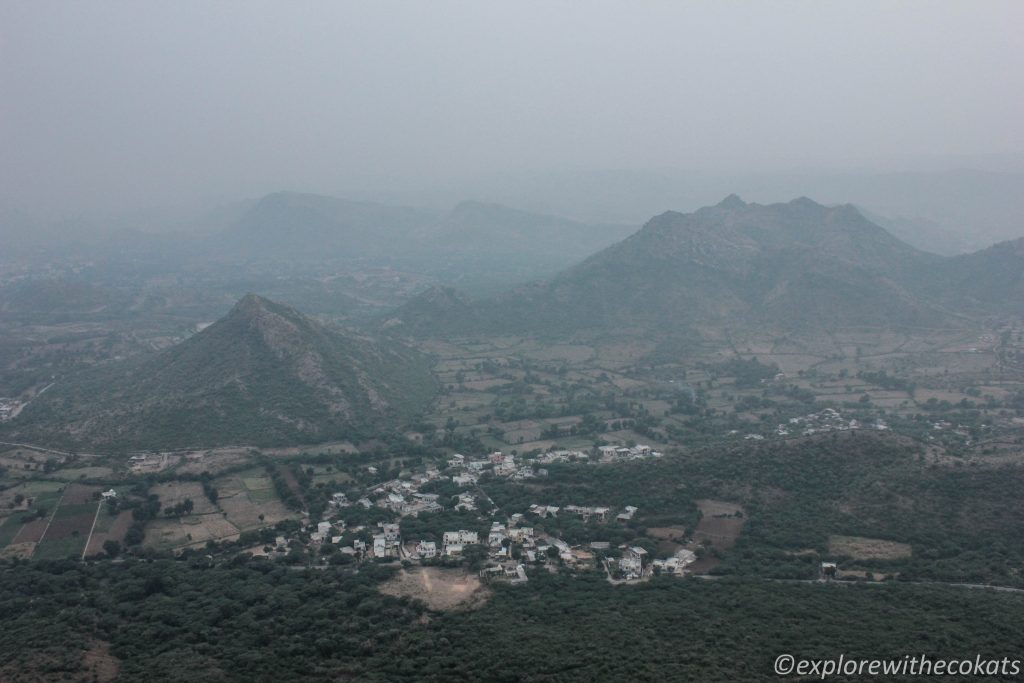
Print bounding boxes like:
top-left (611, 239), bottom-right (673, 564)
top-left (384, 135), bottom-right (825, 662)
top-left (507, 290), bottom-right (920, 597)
top-left (527, 502), bottom-right (638, 524)
top-left (446, 445), bottom-right (661, 479)
top-left (283, 455), bottom-right (695, 584)
top-left (0, 397), bottom-right (17, 422)
top-left (773, 408), bottom-right (866, 437)
top-left (447, 451), bottom-right (545, 482)
top-left (927, 420), bottom-right (975, 446)
top-left (297, 519), bottom-right (407, 561)
top-left (613, 546), bottom-right (698, 581)
top-left (534, 449), bottom-right (589, 464)
top-left (276, 445), bottom-right (675, 581)
top-left (595, 444), bottom-right (663, 463)
top-left (727, 409), bottom-right (895, 441)
top-left (414, 517), bottom-right (535, 584)
top-left (329, 469), bottom-right (448, 519)
top-left (127, 453), bottom-right (171, 473)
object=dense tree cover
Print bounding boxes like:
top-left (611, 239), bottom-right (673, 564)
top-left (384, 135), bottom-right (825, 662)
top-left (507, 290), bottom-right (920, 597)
top-left (1, 560), bottom-right (1022, 682)
top-left (705, 357), bottom-right (780, 388)
top-left (484, 432), bottom-right (1024, 584)
top-left (387, 573), bottom-right (1024, 682)
top-left (0, 559), bottom-right (419, 682)
top-left (859, 369), bottom-right (916, 395)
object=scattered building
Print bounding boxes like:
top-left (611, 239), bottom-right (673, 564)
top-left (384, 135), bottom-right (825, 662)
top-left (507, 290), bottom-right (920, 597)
top-left (443, 530), bottom-right (479, 556)
top-left (616, 506), bottom-right (638, 522)
top-left (619, 546), bottom-right (648, 579)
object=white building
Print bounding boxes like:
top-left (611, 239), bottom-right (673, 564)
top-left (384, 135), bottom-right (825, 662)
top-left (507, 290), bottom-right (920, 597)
top-left (620, 546), bottom-right (648, 578)
top-left (488, 523), bottom-right (507, 546)
top-left (443, 530), bottom-right (479, 553)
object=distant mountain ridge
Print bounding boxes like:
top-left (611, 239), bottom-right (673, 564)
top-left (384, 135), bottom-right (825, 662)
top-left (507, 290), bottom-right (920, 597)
top-left (388, 196), bottom-right (997, 336)
top-left (216, 192), bottom-right (441, 262)
top-left (210, 191), bottom-right (636, 291)
top-left (934, 236), bottom-right (1024, 315)
top-left (5, 294), bottom-right (436, 449)
top-left (429, 200), bottom-right (633, 259)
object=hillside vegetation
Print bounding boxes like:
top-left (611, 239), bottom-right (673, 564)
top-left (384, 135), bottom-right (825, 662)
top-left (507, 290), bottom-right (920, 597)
top-left (4, 295), bottom-right (436, 450)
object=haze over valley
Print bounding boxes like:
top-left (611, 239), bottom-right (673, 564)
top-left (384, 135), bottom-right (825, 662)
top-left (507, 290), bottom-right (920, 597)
top-left (2, 2), bottom-right (1024, 681)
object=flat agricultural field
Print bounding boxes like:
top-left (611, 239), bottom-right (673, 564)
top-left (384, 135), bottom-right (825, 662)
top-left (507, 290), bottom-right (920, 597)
top-left (380, 568), bottom-right (490, 611)
top-left (84, 509), bottom-right (133, 557)
top-left (34, 484), bottom-right (101, 559)
top-left (0, 480), bottom-right (64, 509)
top-left (216, 470), bottom-right (296, 530)
top-left (150, 481), bottom-right (218, 515)
top-left (518, 343), bottom-right (595, 363)
top-left (828, 535), bottom-right (912, 561)
top-left (61, 482), bottom-right (100, 505)
top-left (174, 448), bottom-right (255, 476)
top-left (50, 466), bottom-right (115, 481)
top-left (145, 514), bottom-right (241, 550)
top-left (0, 515), bottom-right (22, 547)
top-left (687, 500), bottom-right (747, 573)
top-left (12, 517), bottom-right (49, 544)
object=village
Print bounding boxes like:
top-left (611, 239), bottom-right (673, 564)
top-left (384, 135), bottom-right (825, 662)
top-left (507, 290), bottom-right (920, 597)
top-left (0, 397), bottom-right (21, 423)
top-left (257, 445), bottom-right (691, 585)
top-left (730, 407), bottom-right (893, 442)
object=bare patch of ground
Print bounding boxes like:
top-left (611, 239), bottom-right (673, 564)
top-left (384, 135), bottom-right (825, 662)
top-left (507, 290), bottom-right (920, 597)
top-left (0, 639), bottom-right (120, 683)
top-left (150, 481), bottom-right (218, 515)
top-left (686, 500), bottom-right (746, 573)
top-left (380, 567), bottom-right (491, 611)
top-left (647, 526), bottom-right (687, 541)
top-left (174, 448), bottom-right (254, 475)
top-left (648, 525), bottom-right (688, 557)
top-left (81, 639), bottom-right (120, 682)
top-left (828, 535), bottom-right (912, 561)
top-left (0, 541), bottom-right (36, 559)
top-left (145, 514), bottom-right (240, 550)
top-left (836, 569), bottom-right (892, 582)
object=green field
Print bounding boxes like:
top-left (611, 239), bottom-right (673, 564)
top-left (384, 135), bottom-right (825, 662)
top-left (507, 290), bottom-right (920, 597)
top-left (16, 480), bottom-right (64, 496)
top-left (248, 487), bottom-right (277, 504)
top-left (0, 516), bottom-right (24, 548)
top-left (242, 477), bottom-right (273, 491)
top-left (49, 466), bottom-right (114, 481)
top-left (91, 505), bottom-right (120, 534)
top-left (33, 535), bottom-right (86, 560)
top-left (32, 500), bottom-right (97, 560)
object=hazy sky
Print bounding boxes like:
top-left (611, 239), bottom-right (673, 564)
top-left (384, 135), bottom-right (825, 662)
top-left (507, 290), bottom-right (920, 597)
top-left (2, 1), bottom-right (1023, 219)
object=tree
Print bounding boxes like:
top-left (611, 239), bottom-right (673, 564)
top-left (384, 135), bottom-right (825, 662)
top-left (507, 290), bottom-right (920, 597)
top-left (103, 540), bottom-right (121, 558)
top-left (124, 524), bottom-right (145, 546)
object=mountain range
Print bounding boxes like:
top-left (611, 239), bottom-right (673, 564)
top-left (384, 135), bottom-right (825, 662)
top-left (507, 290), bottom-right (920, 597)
top-left (388, 195), bottom-right (1021, 337)
top-left (212, 192), bottom-right (634, 287)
